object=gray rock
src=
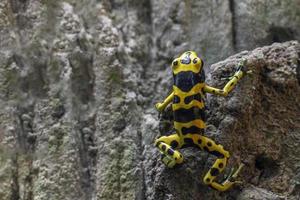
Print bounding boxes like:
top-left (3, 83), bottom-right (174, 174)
top-left (234, 0), bottom-right (300, 51)
top-left (0, 0), bottom-right (299, 200)
top-left (237, 186), bottom-right (286, 200)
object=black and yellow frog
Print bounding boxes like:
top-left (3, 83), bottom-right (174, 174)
top-left (155, 51), bottom-right (250, 191)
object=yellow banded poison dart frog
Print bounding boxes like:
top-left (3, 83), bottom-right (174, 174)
top-left (154, 51), bottom-right (250, 191)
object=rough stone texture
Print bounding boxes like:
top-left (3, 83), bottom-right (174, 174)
top-left (0, 1), bottom-right (299, 200)
top-left (144, 41), bottom-right (300, 200)
top-left (237, 186), bottom-right (287, 200)
top-left (234, 0), bottom-right (300, 51)
top-left (151, 0), bottom-right (235, 65)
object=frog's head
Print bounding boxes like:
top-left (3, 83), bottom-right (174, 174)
top-left (171, 51), bottom-right (203, 75)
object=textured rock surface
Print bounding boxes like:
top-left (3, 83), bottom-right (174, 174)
top-left (0, 1), bottom-right (300, 200)
top-left (144, 41), bottom-right (300, 200)
top-left (234, 0), bottom-right (300, 51)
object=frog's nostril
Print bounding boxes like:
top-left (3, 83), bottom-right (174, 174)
top-left (193, 58), bottom-right (198, 64)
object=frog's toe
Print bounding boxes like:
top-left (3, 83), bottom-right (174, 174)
top-left (238, 58), bottom-right (247, 66)
top-left (160, 151), bottom-right (183, 168)
top-left (161, 154), bottom-right (177, 168)
top-left (232, 163), bottom-right (244, 178)
top-left (225, 163), bottom-right (244, 182)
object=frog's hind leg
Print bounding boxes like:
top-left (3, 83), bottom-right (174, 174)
top-left (185, 134), bottom-right (243, 191)
top-left (155, 134), bottom-right (183, 168)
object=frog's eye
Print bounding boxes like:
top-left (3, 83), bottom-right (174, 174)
top-left (193, 58), bottom-right (198, 64)
top-left (172, 60), bottom-right (178, 67)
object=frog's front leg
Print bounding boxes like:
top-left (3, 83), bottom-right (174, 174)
top-left (154, 134), bottom-right (183, 168)
top-left (155, 92), bottom-right (174, 112)
top-left (204, 59), bottom-right (250, 96)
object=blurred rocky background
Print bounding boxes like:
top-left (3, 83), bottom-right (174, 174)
top-left (0, 0), bottom-right (299, 200)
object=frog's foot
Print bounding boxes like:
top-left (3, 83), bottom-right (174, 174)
top-left (211, 163), bottom-right (244, 192)
top-left (224, 163), bottom-right (244, 182)
top-left (157, 144), bottom-right (183, 168)
top-left (221, 59), bottom-right (251, 81)
top-left (160, 153), bottom-right (180, 168)
top-left (154, 134), bottom-right (183, 168)
top-left (236, 58), bottom-right (253, 75)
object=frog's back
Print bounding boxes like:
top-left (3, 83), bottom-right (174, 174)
top-left (171, 51), bottom-right (206, 137)
top-left (155, 51), bottom-right (246, 191)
